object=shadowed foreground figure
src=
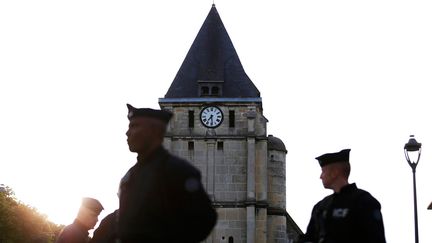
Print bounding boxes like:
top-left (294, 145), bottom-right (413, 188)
top-left (298, 149), bottom-right (386, 243)
top-left (56, 197), bottom-right (103, 243)
top-left (114, 104), bottom-right (217, 242)
top-left (89, 210), bottom-right (117, 243)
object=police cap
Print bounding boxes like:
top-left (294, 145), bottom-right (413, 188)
top-left (81, 197), bottom-right (104, 214)
top-left (315, 149), bottom-right (351, 167)
top-left (127, 104), bottom-right (172, 124)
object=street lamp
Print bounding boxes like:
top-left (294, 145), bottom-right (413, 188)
top-left (404, 135), bottom-right (422, 243)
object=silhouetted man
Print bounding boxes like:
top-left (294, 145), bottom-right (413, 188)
top-left (56, 197), bottom-right (103, 243)
top-left (299, 149), bottom-right (386, 243)
top-left (117, 104), bottom-right (217, 242)
top-left (89, 210), bottom-right (117, 243)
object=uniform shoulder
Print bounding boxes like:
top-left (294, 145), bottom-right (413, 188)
top-left (57, 223), bottom-right (84, 241)
top-left (356, 188), bottom-right (382, 208)
top-left (165, 153), bottom-right (201, 177)
top-left (59, 224), bottom-right (77, 235)
top-left (313, 194), bottom-right (334, 209)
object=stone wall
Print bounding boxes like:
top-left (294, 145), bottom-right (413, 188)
top-left (162, 104), bottom-right (265, 137)
top-left (160, 101), bottom-right (298, 243)
top-left (214, 208), bottom-right (247, 243)
top-left (268, 150), bottom-right (286, 208)
top-left (267, 215), bottom-right (289, 243)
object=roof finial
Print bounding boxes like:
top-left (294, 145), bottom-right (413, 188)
top-left (212, 0), bottom-right (215, 7)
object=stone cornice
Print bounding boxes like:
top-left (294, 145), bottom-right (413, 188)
top-left (165, 135), bottom-right (268, 140)
top-left (212, 200), bottom-right (269, 208)
top-left (159, 97), bottom-right (262, 104)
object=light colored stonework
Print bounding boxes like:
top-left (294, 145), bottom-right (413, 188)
top-left (160, 102), bottom-right (297, 243)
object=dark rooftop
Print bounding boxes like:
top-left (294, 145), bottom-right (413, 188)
top-left (268, 135), bottom-right (287, 153)
top-left (164, 4), bottom-right (260, 99)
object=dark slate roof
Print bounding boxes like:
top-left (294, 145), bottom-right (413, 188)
top-left (268, 135), bottom-right (287, 153)
top-left (164, 4), bottom-right (260, 99)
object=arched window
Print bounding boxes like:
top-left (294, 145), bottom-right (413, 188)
top-left (229, 236), bottom-right (234, 243)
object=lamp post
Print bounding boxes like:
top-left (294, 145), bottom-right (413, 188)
top-left (404, 135), bottom-right (422, 243)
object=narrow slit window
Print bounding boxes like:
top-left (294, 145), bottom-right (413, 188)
top-left (188, 110), bottom-right (194, 128)
top-left (217, 141), bottom-right (223, 150)
top-left (188, 141), bottom-right (194, 151)
top-left (229, 110), bottom-right (235, 127)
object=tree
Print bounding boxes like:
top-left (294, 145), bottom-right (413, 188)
top-left (0, 185), bottom-right (64, 243)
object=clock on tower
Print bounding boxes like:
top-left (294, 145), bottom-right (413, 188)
top-left (200, 106), bottom-right (223, 128)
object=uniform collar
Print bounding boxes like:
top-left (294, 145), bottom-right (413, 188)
top-left (338, 183), bottom-right (357, 194)
top-left (73, 219), bottom-right (90, 235)
top-left (137, 146), bottom-right (167, 164)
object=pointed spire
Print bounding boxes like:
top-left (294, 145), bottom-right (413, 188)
top-left (164, 5), bottom-right (260, 99)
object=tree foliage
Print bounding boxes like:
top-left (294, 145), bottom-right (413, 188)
top-left (0, 185), bottom-right (64, 243)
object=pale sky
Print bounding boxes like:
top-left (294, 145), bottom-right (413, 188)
top-left (1, 1), bottom-right (432, 242)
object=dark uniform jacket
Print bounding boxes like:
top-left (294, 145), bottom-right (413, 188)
top-left (89, 210), bottom-right (117, 243)
top-left (299, 183), bottom-right (386, 243)
top-left (118, 146), bottom-right (217, 243)
top-left (56, 220), bottom-right (90, 243)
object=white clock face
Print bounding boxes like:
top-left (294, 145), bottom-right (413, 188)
top-left (200, 106), bottom-right (223, 128)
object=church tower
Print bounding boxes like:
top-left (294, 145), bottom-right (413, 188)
top-left (159, 5), bottom-right (301, 243)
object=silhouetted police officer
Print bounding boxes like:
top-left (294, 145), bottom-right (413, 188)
top-left (298, 149), bottom-right (386, 243)
top-left (116, 104), bottom-right (217, 242)
top-left (56, 197), bottom-right (104, 243)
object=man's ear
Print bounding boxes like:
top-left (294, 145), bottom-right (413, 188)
top-left (328, 164), bottom-right (339, 178)
top-left (151, 119), bottom-right (168, 136)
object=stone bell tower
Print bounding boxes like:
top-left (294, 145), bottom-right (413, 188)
top-left (159, 4), bottom-right (301, 243)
